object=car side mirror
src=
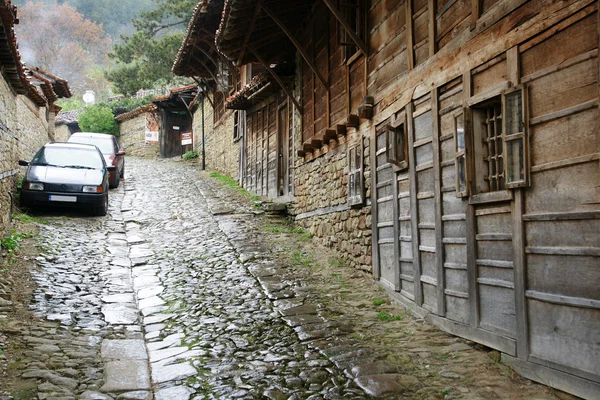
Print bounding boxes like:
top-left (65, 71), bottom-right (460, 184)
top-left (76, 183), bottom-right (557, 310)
top-left (18, 160), bottom-right (29, 166)
top-left (117, 151), bottom-right (126, 156)
top-left (106, 165), bottom-right (116, 171)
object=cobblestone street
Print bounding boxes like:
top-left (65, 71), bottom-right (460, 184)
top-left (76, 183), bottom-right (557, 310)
top-left (0, 158), bottom-right (561, 400)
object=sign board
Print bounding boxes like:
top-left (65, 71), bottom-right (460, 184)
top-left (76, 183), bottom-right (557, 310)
top-left (173, 126), bottom-right (180, 130)
top-left (181, 131), bottom-right (193, 146)
top-left (145, 131), bottom-right (158, 143)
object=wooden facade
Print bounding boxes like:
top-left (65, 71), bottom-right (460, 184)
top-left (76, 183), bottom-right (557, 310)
top-left (176, 0), bottom-right (599, 397)
top-left (368, 1), bottom-right (599, 398)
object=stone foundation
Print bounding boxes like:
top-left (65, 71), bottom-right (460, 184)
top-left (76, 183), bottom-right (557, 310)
top-left (291, 130), bottom-right (372, 272)
top-left (192, 94), bottom-right (239, 179)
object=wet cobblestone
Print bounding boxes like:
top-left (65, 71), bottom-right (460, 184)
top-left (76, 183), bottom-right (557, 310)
top-left (0, 157), bottom-right (560, 400)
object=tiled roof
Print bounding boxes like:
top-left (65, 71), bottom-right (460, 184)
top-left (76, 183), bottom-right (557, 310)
top-left (151, 84), bottom-right (198, 102)
top-left (55, 109), bottom-right (83, 125)
top-left (115, 104), bottom-right (157, 122)
top-left (172, 0), bottom-right (224, 80)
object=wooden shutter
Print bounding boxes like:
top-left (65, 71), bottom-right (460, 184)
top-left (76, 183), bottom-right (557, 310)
top-left (348, 139), bottom-right (364, 207)
top-left (454, 110), bottom-right (469, 197)
top-left (502, 85), bottom-right (529, 188)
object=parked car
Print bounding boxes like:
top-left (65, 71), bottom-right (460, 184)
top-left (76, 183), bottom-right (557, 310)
top-left (67, 132), bottom-right (125, 188)
top-left (18, 142), bottom-right (115, 216)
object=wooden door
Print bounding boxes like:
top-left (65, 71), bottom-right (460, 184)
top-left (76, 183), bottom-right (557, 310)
top-left (373, 129), bottom-right (399, 290)
top-left (470, 200), bottom-right (517, 339)
top-left (277, 103), bottom-right (289, 197)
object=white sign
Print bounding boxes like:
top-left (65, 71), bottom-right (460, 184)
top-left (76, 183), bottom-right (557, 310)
top-left (173, 126), bottom-right (180, 130)
top-left (145, 131), bottom-right (158, 143)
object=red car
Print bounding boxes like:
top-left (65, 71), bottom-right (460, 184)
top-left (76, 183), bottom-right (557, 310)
top-left (67, 132), bottom-right (125, 188)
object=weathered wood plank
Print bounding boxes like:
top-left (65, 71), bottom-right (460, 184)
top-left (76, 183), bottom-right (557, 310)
top-left (523, 210), bottom-right (600, 221)
top-left (407, 102), bottom-right (423, 305)
top-left (526, 246), bottom-right (600, 256)
top-left (526, 290), bottom-right (600, 310)
top-left (531, 152), bottom-right (600, 174)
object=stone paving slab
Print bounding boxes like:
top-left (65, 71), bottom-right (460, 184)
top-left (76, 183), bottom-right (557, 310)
top-left (101, 340), bottom-right (148, 360)
top-left (101, 360), bottom-right (151, 392)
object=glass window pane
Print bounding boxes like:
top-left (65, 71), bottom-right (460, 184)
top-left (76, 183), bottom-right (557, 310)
top-left (457, 155), bottom-right (466, 193)
top-left (506, 139), bottom-right (524, 183)
top-left (455, 114), bottom-right (465, 152)
top-left (505, 90), bottom-right (523, 136)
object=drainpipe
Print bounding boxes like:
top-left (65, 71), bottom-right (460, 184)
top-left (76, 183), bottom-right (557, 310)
top-left (201, 91), bottom-right (205, 171)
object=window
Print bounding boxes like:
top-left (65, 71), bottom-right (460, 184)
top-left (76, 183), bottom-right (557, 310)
top-left (348, 141), bottom-right (364, 207)
top-left (338, 0), bottom-right (367, 61)
top-left (214, 91), bottom-right (225, 123)
top-left (386, 117), bottom-right (408, 171)
top-left (454, 112), bottom-right (468, 197)
top-left (456, 86), bottom-right (529, 196)
top-left (233, 111), bottom-right (245, 142)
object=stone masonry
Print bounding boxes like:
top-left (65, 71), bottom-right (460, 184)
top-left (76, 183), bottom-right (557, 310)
top-left (118, 111), bottom-right (160, 158)
top-left (192, 92), bottom-right (240, 178)
top-left (0, 75), bottom-right (51, 233)
top-left (292, 129), bottom-right (373, 272)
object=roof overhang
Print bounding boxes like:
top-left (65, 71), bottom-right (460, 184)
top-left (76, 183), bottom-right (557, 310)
top-left (172, 0), bottom-right (226, 81)
top-left (0, 0), bottom-right (28, 94)
top-left (215, 0), bottom-right (312, 66)
top-left (152, 84), bottom-right (199, 112)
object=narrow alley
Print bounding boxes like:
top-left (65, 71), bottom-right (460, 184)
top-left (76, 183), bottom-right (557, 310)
top-left (0, 158), bottom-right (560, 400)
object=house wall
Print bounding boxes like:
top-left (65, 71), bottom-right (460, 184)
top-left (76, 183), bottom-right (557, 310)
top-left (55, 124), bottom-right (71, 142)
top-left (291, 1), bottom-right (372, 272)
top-left (0, 76), bottom-right (50, 233)
top-left (192, 92), bottom-right (239, 179)
top-left (119, 112), bottom-right (160, 158)
top-left (366, 0), bottom-right (598, 397)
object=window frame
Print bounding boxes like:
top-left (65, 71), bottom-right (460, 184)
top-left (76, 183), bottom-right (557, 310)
top-left (347, 139), bottom-right (364, 208)
top-left (454, 110), bottom-right (469, 197)
top-left (338, 0), bottom-right (367, 62)
top-left (502, 85), bottom-right (529, 189)
top-left (386, 112), bottom-right (408, 172)
top-left (457, 84), bottom-right (530, 197)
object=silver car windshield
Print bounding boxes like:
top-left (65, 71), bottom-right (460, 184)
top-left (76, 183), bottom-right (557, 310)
top-left (68, 136), bottom-right (114, 154)
top-left (31, 147), bottom-right (104, 170)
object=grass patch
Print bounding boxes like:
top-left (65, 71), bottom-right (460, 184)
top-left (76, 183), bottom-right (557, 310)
top-left (292, 251), bottom-right (313, 266)
top-left (372, 298), bottom-right (386, 306)
top-left (1, 230), bottom-right (34, 256)
top-left (183, 150), bottom-right (199, 160)
top-left (11, 213), bottom-right (47, 224)
top-left (264, 224), bottom-right (306, 235)
top-left (377, 311), bottom-right (403, 322)
top-left (210, 171), bottom-right (260, 201)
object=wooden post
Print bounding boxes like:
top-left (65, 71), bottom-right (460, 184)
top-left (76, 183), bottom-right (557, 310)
top-left (507, 45), bottom-right (529, 361)
top-left (322, 0), bottom-right (369, 57)
top-left (371, 126), bottom-right (381, 279)
top-left (432, 88), bottom-right (445, 316)
top-left (428, 0), bottom-right (436, 57)
top-left (463, 70), bottom-right (479, 328)
top-left (407, 102), bottom-right (423, 306)
top-left (407, 0), bottom-right (415, 70)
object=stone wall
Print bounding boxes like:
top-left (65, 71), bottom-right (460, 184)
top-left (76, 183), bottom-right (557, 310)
top-left (291, 128), bottom-right (373, 272)
top-left (118, 112), bottom-right (159, 158)
top-left (55, 124), bottom-right (71, 142)
top-left (0, 77), bottom-right (51, 233)
top-left (191, 93), bottom-right (239, 179)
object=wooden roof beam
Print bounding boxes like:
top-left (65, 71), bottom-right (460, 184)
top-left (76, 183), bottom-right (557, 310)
top-left (236, 0), bottom-right (263, 67)
top-left (322, 0), bottom-right (368, 57)
top-left (260, 3), bottom-right (328, 89)
top-left (190, 54), bottom-right (219, 84)
top-left (247, 45), bottom-right (302, 113)
top-left (192, 42), bottom-right (219, 68)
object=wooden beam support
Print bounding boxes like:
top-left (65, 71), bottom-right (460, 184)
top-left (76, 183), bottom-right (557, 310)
top-left (428, 0), bottom-right (436, 57)
top-left (237, 0), bottom-right (263, 67)
top-left (322, 0), bottom-right (368, 57)
top-left (247, 45), bottom-right (303, 113)
top-left (431, 87), bottom-right (445, 316)
top-left (260, 3), bottom-right (329, 89)
top-left (347, 113), bottom-right (360, 127)
top-left (192, 43), bottom-right (219, 68)
top-left (324, 129), bottom-right (337, 142)
top-left (311, 138), bottom-right (323, 148)
top-left (407, 0), bottom-right (415, 70)
top-left (190, 54), bottom-right (219, 85)
top-left (336, 124), bottom-right (347, 136)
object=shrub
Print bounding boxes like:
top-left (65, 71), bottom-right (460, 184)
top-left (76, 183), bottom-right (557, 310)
top-left (183, 150), bottom-right (199, 160)
top-left (78, 105), bottom-right (119, 137)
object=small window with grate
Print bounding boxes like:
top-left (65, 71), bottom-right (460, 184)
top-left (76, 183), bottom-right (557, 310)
top-left (457, 86), bottom-right (529, 196)
top-left (347, 140), bottom-right (364, 207)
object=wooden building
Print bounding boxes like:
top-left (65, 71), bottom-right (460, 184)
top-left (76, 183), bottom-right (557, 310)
top-left (177, 1), bottom-right (599, 397)
top-left (151, 85), bottom-right (198, 158)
